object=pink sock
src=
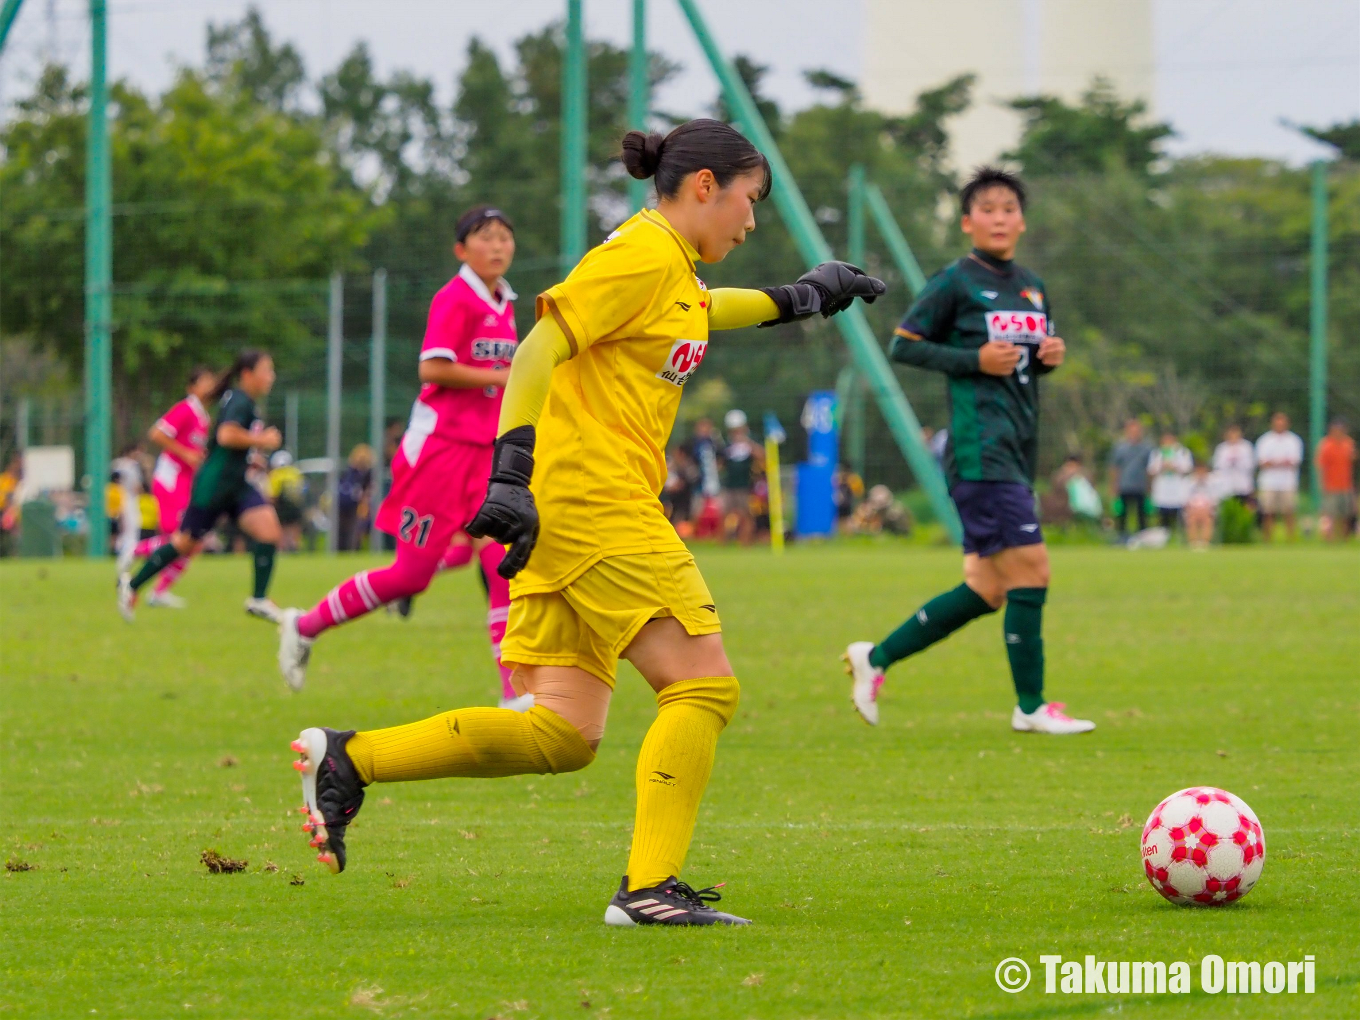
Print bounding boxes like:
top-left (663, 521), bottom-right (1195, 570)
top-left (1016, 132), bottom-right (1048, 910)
top-left (153, 557), bottom-right (188, 594)
top-left (134, 534), bottom-right (168, 559)
top-left (297, 546), bottom-right (440, 639)
top-left (439, 541), bottom-right (474, 571)
top-left (478, 543), bottom-right (515, 700)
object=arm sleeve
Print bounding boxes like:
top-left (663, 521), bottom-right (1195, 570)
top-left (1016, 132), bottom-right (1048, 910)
top-left (707, 288), bottom-right (779, 331)
top-left (496, 314), bottom-right (574, 434)
top-left (1035, 284), bottom-right (1058, 375)
top-left (887, 272), bottom-right (979, 377)
top-left (535, 240), bottom-right (669, 357)
top-left (420, 290), bottom-right (463, 362)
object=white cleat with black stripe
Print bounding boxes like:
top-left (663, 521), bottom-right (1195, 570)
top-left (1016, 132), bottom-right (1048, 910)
top-left (603, 876), bottom-right (751, 926)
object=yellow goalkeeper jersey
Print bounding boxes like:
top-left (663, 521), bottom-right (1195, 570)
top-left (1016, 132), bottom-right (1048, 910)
top-left (514, 209), bottom-right (711, 596)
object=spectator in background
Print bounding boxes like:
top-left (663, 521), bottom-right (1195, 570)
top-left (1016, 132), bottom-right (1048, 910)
top-left (336, 443), bottom-right (374, 551)
top-left (1148, 430), bottom-right (1193, 532)
top-left (0, 454), bottom-right (21, 554)
top-left (1255, 412), bottom-right (1303, 540)
top-left (1316, 419), bottom-right (1356, 542)
top-left (685, 418), bottom-right (723, 500)
top-left (833, 465), bottom-right (864, 531)
top-left (927, 426), bottom-right (949, 470)
top-left (1183, 460), bottom-right (1220, 550)
top-left (111, 444), bottom-right (146, 568)
top-left (1211, 424), bottom-right (1255, 507)
top-left (269, 450), bottom-right (306, 552)
top-left (720, 409), bottom-right (763, 545)
top-left (663, 445), bottom-right (700, 537)
top-left (1051, 455), bottom-right (1103, 524)
top-left (1109, 418), bottom-right (1153, 539)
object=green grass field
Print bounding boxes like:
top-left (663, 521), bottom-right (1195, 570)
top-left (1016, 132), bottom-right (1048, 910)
top-left (3, 545), bottom-right (1358, 1019)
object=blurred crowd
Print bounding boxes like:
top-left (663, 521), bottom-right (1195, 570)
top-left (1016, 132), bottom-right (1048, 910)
top-left (1047, 412), bottom-right (1356, 547)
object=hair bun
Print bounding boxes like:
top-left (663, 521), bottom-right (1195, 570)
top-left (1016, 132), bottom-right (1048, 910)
top-left (621, 129), bottom-right (665, 180)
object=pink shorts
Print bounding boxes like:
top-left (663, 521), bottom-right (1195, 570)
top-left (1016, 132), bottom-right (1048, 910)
top-left (153, 478), bottom-right (192, 535)
top-left (375, 440), bottom-right (492, 555)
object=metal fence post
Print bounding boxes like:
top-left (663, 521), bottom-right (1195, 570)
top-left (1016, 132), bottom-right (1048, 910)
top-left (560, 0), bottom-right (587, 268)
top-left (1309, 159), bottom-right (1328, 507)
top-left (83, 0), bottom-right (112, 556)
top-left (628, 0), bottom-right (649, 212)
top-left (369, 269), bottom-right (387, 552)
top-left (326, 272), bottom-right (343, 553)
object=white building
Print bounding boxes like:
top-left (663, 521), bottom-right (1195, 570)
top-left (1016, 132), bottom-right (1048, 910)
top-left (861, 0), bottom-right (1155, 173)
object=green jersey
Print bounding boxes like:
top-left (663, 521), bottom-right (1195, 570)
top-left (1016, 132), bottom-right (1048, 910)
top-left (890, 248), bottom-right (1056, 487)
top-left (190, 388), bottom-right (260, 507)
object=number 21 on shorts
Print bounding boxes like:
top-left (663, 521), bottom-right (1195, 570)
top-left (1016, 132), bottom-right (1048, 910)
top-left (398, 506), bottom-right (434, 547)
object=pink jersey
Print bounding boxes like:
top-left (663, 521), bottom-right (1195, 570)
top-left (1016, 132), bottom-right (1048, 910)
top-left (401, 264), bottom-right (518, 465)
top-left (151, 395), bottom-right (211, 493)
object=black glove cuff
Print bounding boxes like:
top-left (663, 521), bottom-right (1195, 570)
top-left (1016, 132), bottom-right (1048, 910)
top-left (490, 425), bottom-right (536, 486)
top-left (756, 283), bottom-right (821, 327)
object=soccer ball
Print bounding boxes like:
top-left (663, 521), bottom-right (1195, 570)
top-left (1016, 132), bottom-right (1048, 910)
top-left (1140, 786), bottom-right (1265, 906)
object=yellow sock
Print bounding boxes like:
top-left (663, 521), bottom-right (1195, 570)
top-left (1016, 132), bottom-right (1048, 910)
top-left (345, 705), bottom-right (594, 784)
top-left (625, 676), bottom-right (740, 892)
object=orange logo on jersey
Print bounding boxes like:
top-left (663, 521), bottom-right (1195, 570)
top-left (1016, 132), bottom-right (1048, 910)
top-left (1020, 287), bottom-right (1044, 309)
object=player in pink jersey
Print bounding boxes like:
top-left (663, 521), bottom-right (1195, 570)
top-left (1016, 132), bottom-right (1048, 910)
top-left (126, 366), bottom-right (217, 608)
top-left (278, 206), bottom-right (528, 707)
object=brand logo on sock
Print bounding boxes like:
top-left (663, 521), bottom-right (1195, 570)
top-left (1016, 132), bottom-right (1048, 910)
top-left (649, 770), bottom-right (677, 787)
top-left (917, 609), bottom-right (928, 623)
top-left (1006, 633), bottom-right (1021, 644)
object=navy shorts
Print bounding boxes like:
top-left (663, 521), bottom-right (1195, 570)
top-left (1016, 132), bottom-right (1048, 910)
top-left (951, 481), bottom-right (1043, 557)
top-left (180, 485), bottom-right (269, 540)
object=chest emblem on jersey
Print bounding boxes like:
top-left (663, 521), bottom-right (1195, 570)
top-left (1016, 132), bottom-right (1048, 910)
top-left (483, 314), bottom-right (499, 326)
top-left (1020, 287), bottom-right (1044, 309)
top-left (694, 275), bottom-right (708, 309)
top-left (981, 290), bottom-right (998, 300)
top-left (986, 311), bottom-right (1048, 344)
top-left (471, 338), bottom-right (518, 361)
top-left (656, 338), bottom-right (708, 387)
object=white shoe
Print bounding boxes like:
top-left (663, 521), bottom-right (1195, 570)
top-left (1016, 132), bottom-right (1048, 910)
top-left (278, 608), bottom-right (313, 692)
top-left (1011, 702), bottom-right (1096, 735)
top-left (146, 590), bottom-right (187, 609)
top-left (116, 572), bottom-right (136, 622)
top-left (245, 597), bottom-right (283, 624)
top-left (498, 692), bottom-right (536, 712)
top-left (842, 641), bottom-right (884, 725)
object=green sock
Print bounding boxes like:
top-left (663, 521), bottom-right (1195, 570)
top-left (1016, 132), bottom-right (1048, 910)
top-left (869, 583), bottom-right (995, 670)
top-left (1004, 587), bottom-right (1047, 714)
top-left (130, 543), bottom-right (180, 591)
top-left (252, 542), bottom-right (276, 599)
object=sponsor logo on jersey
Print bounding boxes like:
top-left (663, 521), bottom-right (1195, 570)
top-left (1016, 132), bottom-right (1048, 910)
top-left (986, 311), bottom-right (1048, 344)
top-left (471, 338), bottom-right (518, 361)
top-left (656, 338), bottom-right (708, 387)
top-left (483, 313), bottom-right (499, 326)
top-left (1020, 287), bottom-right (1044, 309)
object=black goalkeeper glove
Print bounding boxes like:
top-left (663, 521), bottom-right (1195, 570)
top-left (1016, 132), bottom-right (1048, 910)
top-left (757, 261), bottom-right (887, 327)
top-left (466, 425), bottom-right (539, 580)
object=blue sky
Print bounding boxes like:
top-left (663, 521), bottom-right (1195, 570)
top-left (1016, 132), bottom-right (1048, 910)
top-left (1, 0), bottom-right (1356, 164)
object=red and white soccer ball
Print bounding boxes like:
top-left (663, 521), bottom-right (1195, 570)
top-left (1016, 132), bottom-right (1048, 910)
top-left (1141, 787), bottom-right (1265, 906)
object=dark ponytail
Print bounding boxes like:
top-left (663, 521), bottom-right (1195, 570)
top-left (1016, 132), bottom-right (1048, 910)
top-left (209, 348), bottom-right (269, 402)
top-left (621, 118), bottom-right (771, 201)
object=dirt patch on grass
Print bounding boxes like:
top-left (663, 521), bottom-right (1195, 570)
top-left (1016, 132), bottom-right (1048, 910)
top-left (200, 849), bottom-right (248, 874)
top-left (5, 858), bottom-right (36, 872)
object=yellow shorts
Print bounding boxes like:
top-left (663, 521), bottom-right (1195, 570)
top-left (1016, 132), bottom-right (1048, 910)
top-left (500, 550), bottom-right (721, 686)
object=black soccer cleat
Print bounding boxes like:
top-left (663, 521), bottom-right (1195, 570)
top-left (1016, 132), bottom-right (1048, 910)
top-left (603, 876), bottom-right (751, 926)
top-left (291, 727), bottom-right (366, 874)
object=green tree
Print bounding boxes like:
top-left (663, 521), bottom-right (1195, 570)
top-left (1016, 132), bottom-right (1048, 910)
top-left (1004, 78), bottom-right (1173, 178)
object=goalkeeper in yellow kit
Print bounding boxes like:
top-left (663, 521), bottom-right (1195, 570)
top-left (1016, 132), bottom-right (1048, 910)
top-left (289, 118), bottom-right (884, 926)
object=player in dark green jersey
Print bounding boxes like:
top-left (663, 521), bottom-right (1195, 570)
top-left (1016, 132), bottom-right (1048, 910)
top-left (119, 349), bottom-right (286, 623)
top-left (844, 167), bottom-right (1095, 735)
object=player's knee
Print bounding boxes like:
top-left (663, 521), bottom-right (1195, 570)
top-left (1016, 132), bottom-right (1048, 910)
top-left (657, 674), bottom-right (741, 729)
top-left (526, 704), bottom-right (597, 773)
